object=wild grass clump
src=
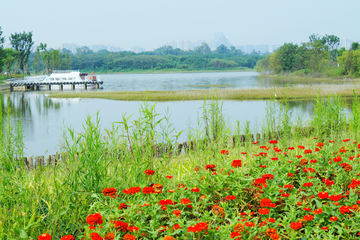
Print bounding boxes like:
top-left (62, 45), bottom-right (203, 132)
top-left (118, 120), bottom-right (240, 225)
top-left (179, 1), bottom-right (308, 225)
top-left (2, 93), bottom-right (360, 239)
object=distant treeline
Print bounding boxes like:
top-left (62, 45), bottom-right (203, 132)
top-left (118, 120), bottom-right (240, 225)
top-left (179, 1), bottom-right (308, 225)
top-left (255, 34), bottom-right (360, 78)
top-left (28, 43), bottom-right (265, 73)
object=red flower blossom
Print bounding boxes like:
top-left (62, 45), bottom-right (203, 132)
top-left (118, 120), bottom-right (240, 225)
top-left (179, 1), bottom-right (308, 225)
top-left (187, 222), bottom-right (208, 233)
top-left (288, 147), bottom-right (295, 150)
top-left (287, 173), bottom-right (294, 177)
top-left (267, 218), bottom-right (276, 223)
top-left (86, 213), bottom-right (103, 226)
top-left (260, 198), bottom-right (272, 207)
top-left (310, 159), bottom-right (317, 163)
top-left (231, 159), bottom-right (242, 168)
top-left (181, 198), bottom-right (191, 204)
top-left (318, 192), bottom-right (329, 199)
top-left (220, 149), bottom-right (229, 155)
top-left (191, 187), bottom-right (200, 192)
top-left (262, 174), bottom-right (274, 180)
top-left (269, 140), bottom-right (277, 144)
top-left (329, 216), bottom-right (338, 221)
top-left (90, 233), bottom-right (103, 240)
top-left (321, 226), bottom-right (329, 231)
top-left (123, 234), bottom-right (136, 240)
top-left (104, 233), bottom-right (115, 240)
top-left (102, 187), bottom-right (117, 197)
top-left (303, 182), bottom-right (313, 187)
top-left (322, 178), bottom-right (335, 186)
top-left (271, 157), bottom-right (279, 161)
top-left (313, 208), bottom-right (323, 214)
top-left (333, 156), bottom-right (342, 162)
top-left (339, 205), bottom-right (352, 214)
top-left (172, 209), bottom-right (182, 217)
top-left (329, 195), bottom-right (342, 201)
top-left (38, 234), bottom-right (52, 240)
top-left (290, 222), bottom-right (302, 230)
top-left (113, 221), bottom-right (129, 232)
top-left (159, 199), bottom-right (175, 206)
top-left (304, 149), bottom-right (312, 154)
top-left (260, 165), bottom-right (267, 168)
top-left (226, 195), bottom-right (236, 200)
top-left (127, 226), bottom-right (140, 232)
top-left (60, 236), bottom-right (74, 240)
top-left (119, 203), bottom-right (129, 210)
top-left (281, 193), bottom-right (290, 197)
top-left (230, 232), bottom-right (242, 239)
top-left (303, 215), bottom-right (314, 221)
top-left (241, 152), bottom-right (247, 154)
top-left (244, 222), bottom-right (255, 227)
top-left (259, 208), bottom-right (270, 215)
top-left (123, 186), bottom-right (141, 195)
top-left (142, 187), bottom-right (155, 194)
top-left (173, 224), bottom-right (181, 230)
top-left (205, 164), bottom-right (216, 171)
top-left (329, 140), bottom-right (335, 143)
top-left (144, 169), bottom-right (155, 175)
top-left (284, 184), bottom-right (294, 189)
top-left (166, 175), bottom-right (173, 179)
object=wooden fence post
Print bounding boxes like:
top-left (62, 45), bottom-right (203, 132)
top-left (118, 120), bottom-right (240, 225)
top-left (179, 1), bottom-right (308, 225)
top-left (47, 155), bottom-right (51, 166)
top-left (52, 155), bottom-right (57, 166)
top-left (35, 156), bottom-right (39, 169)
top-left (40, 156), bottom-right (44, 167)
top-left (28, 156), bottom-right (33, 170)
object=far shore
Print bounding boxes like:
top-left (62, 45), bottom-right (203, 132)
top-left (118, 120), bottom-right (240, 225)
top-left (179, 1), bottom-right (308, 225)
top-left (84, 68), bottom-right (254, 75)
top-left (259, 73), bottom-right (360, 82)
top-left (48, 84), bottom-right (360, 101)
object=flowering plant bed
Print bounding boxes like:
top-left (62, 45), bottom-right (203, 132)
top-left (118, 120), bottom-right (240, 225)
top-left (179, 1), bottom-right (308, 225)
top-left (38, 138), bottom-right (360, 239)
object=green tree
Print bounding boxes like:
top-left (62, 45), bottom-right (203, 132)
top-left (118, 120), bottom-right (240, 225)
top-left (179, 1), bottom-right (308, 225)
top-left (39, 43), bottom-right (50, 73)
top-left (351, 42), bottom-right (360, 51)
top-left (276, 43), bottom-right (299, 72)
top-left (0, 26), bottom-right (5, 73)
top-left (215, 44), bottom-right (230, 54)
top-left (4, 49), bottom-right (18, 75)
top-left (32, 47), bottom-right (41, 74)
top-left (194, 43), bottom-right (211, 54)
top-left (9, 31), bottom-right (34, 74)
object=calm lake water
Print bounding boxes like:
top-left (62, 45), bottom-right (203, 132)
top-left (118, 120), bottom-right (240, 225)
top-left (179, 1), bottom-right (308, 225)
top-left (3, 71), bottom-right (355, 156)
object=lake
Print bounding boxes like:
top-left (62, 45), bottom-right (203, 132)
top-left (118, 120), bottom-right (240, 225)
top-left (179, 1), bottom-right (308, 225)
top-left (3, 71), bottom-right (354, 156)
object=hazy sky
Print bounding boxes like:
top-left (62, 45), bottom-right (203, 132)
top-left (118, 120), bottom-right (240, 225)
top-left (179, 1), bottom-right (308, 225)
top-left (1, 0), bottom-right (359, 50)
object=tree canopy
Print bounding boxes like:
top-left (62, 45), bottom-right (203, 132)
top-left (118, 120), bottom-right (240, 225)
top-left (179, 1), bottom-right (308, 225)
top-left (9, 31), bottom-right (34, 73)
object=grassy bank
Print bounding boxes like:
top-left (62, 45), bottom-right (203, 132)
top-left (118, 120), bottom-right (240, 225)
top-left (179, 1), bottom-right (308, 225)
top-left (91, 67), bottom-right (253, 75)
top-left (48, 84), bottom-right (360, 101)
top-left (2, 95), bottom-right (360, 239)
top-left (259, 73), bottom-right (360, 82)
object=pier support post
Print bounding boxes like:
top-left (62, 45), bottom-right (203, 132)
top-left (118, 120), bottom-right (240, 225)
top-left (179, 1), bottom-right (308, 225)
top-left (84, 84), bottom-right (87, 90)
top-left (59, 85), bottom-right (63, 90)
top-left (46, 85), bottom-right (51, 90)
top-left (34, 85), bottom-right (39, 91)
top-left (71, 84), bottom-right (75, 90)
top-left (95, 84), bottom-right (99, 89)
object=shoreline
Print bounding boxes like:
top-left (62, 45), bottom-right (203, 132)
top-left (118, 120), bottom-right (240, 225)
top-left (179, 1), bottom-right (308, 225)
top-left (89, 68), bottom-right (253, 75)
top-left (259, 73), bottom-right (360, 82)
top-left (47, 84), bottom-right (360, 101)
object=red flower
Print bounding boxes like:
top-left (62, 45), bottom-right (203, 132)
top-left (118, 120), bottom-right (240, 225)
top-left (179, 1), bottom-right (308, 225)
top-left (262, 174), bottom-right (274, 180)
top-left (288, 147), bottom-right (295, 150)
top-left (333, 156), bottom-right (342, 162)
top-left (173, 224), bottom-right (181, 230)
top-left (90, 233), bottom-right (103, 240)
top-left (303, 182), bottom-right (313, 187)
top-left (322, 178), bottom-right (335, 186)
top-left (329, 140), bottom-right (335, 143)
top-left (267, 218), bottom-right (276, 223)
top-left (269, 140), bottom-right (277, 144)
top-left (321, 226), bottom-right (329, 231)
top-left (298, 145), bottom-right (305, 149)
top-left (339, 205), bottom-right (351, 214)
top-left (310, 159), bottom-right (317, 163)
top-left (142, 187), bottom-right (155, 194)
top-left (86, 213), bottom-right (103, 226)
top-left (281, 193), bottom-right (290, 197)
top-left (191, 187), bottom-right (200, 192)
top-left (290, 222), bottom-right (302, 230)
top-left (303, 215), bottom-right (314, 221)
top-left (61, 235), bottom-right (75, 240)
top-left (230, 232), bottom-right (242, 239)
top-left (231, 159), bottom-right (242, 168)
top-left (127, 226), bottom-right (140, 232)
top-left (260, 165), bottom-right (267, 168)
top-left (144, 169), bottom-right (155, 175)
top-left (304, 149), bottom-right (312, 154)
top-left (123, 186), bottom-right (141, 195)
top-left (38, 234), bottom-right (52, 240)
top-left (226, 195), bottom-right (236, 200)
top-left (166, 175), bottom-right (173, 179)
top-left (287, 173), bottom-right (294, 177)
top-left (113, 220), bottom-right (129, 232)
top-left (181, 198), bottom-right (191, 204)
top-left (159, 199), bottom-right (175, 206)
top-left (318, 192), bottom-right (329, 199)
top-left (123, 234), bottom-right (136, 240)
top-left (172, 210), bottom-right (182, 217)
top-left (317, 142), bottom-right (324, 147)
top-left (245, 222), bottom-right (255, 227)
top-left (313, 208), bottom-right (323, 214)
top-left (329, 216), bottom-right (338, 221)
top-left (220, 149), bottom-right (229, 155)
top-left (119, 203), bottom-right (129, 210)
top-left (284, 184), bottom-right (294, 189)
top-left (102, 187), bottom-right (117, 197)
top-left (260, 198), bottom-right (272, 207)
top-left (187, 222), bottom-right (208, 233)
top-left (205, 164), bottom-right (216, 171)
top-left (259, 208), bottom-right (270, 215)
top-left (60, 236), bottom-right (74, 240)
top-left (329, 195), bottom-right (342, 201)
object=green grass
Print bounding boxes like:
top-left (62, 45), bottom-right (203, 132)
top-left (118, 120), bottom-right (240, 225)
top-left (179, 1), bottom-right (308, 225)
top-left (184, 84), bottom-right (234, 88)
top-left (1, 94), bottom-right (360, 239)
top-left (48, 84), bottom-right (360, 101)
top-left (84, 67), bottom-right (253, 74)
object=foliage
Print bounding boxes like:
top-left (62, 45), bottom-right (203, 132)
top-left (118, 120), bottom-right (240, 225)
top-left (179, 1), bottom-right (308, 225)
top-left (9, 31), bottom-right (34, 74)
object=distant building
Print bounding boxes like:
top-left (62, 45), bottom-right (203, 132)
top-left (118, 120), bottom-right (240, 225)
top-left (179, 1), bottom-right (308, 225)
top-left (214, 32), bottom-right (231, 47)
top-left (245, 45), bottom-right (255, 54)
top-left (340, 39), bottom-right (353, 50)
top-left (61, 43), bottom-right (79, 54)
top-left (131, 46), bottom-right (145, 53)
top-left (255, 45), bottom-right (269, 53)
top-left (235, 45), bottom-right (245, 52)
top-left (272, 45), bottom-right (281, 52)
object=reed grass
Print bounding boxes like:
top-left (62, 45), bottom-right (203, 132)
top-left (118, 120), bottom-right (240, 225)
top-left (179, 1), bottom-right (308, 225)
top-left (1, 92), bottom-right (360, 238)
top-left (48, 84), bottom-right (360, 101)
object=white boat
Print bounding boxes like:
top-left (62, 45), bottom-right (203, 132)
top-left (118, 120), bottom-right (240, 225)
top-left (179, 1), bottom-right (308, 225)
top-left (24, 70), bottom-right (101, 83)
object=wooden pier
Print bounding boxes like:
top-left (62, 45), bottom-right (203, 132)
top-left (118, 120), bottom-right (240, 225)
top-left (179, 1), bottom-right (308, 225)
top-left (10, 80), bottom-right (104, 91)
